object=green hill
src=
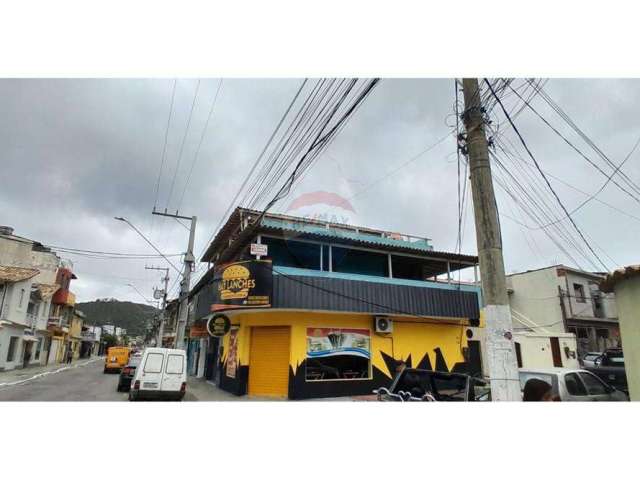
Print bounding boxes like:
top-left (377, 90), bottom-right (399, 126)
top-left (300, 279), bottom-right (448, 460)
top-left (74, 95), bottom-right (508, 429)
top-left (76, 298), bottom-right (159, 337)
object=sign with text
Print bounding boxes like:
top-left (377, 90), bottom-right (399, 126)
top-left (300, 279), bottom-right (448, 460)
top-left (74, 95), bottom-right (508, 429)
top-left (207, 314), bottom-right (231, 337)
top-left (189, 323), bottom-right (209, 338)
top-left (210, 260), bottom-right (272, 312)
top-left (250, 243), bottom-right (268, 257)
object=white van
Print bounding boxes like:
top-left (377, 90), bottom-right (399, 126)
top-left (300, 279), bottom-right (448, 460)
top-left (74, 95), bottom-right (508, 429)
top-left (128, 348), bottom-right (187, 401)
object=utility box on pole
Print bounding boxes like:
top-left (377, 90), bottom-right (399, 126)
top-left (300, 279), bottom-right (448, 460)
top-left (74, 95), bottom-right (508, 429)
top-left (462, 78), bottom-right (521, 401)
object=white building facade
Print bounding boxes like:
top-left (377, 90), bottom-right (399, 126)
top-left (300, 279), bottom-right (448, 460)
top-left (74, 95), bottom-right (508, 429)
top-left (0, 226), bottom-right (62, 371)
top-left (507, 265), bottom-right (619, 364)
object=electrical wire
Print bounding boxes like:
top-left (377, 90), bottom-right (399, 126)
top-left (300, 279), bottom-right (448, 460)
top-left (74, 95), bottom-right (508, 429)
top-left (164, 79), bottom-right (202, 211)
top-left (485, 79), bottom-right (611, 272)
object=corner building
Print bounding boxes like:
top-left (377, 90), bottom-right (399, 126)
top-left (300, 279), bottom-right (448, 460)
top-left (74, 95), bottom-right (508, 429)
top-left (200, 208), bottom-right (484, 399)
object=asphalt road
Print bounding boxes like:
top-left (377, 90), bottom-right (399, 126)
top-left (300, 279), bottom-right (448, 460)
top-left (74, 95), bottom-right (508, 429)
top-left (0, 360), bottom-right (128, 401)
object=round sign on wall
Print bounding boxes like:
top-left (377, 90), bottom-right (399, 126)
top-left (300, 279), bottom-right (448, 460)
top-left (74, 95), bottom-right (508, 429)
top-left (207, 314), bottom-right (231, 337)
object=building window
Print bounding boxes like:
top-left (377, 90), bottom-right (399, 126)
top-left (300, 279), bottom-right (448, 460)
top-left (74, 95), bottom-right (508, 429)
top-left (261, 237), bottom-right (321, 270)
top-left (305, 328), bottom-right (371, 381)
top-left (573, 283), bottom-right (586, 303)
top-left (596, 328), bottom-right (609, 339)
top-left (577, 328), bottom-right (589, 339)
top-left (7, 336), bottom-right (19, 362)
top-left (332, 246), bottom-right (388, 277)
top-left (35, 338), bottom-right (42, 360)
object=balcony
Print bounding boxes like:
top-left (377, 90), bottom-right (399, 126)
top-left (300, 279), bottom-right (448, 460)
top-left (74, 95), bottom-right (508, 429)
top-left (271, 266), bottom-right (482, 320)
top-left (52, 290), bottom-right (76, 307)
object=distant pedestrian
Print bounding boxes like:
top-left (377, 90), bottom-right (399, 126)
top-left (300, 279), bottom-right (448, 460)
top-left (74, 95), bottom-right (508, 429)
top-left (66, 348), bottom-right (73, 364)
top-left (523, 378), bottom-right (558, 401)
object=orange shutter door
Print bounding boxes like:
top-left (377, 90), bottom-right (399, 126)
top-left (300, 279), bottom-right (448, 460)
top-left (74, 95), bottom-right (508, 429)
top-left (248, 327), bottom-right (291, 398)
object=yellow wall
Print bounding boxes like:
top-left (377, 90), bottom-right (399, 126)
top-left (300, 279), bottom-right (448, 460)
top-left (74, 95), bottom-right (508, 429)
top-left (222, 310), bottom-right (469, 379)
top-left (69, 317), bottom-right (83, 339)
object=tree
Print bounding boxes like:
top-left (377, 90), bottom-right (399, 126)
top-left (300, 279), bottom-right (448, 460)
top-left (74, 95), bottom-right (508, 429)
top-left (102, 333), bottom-right (117, 350)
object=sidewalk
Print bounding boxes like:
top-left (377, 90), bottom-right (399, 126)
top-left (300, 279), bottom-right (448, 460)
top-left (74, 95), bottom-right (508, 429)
top-left (0, 357), bottom-right (102, 387)
top-left (185, 376), bottom-right (284, 401)
top-left (185, 376), bottom-right (365, 401)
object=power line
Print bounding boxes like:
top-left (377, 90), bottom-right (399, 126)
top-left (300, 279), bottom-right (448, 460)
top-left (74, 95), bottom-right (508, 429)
top-left (152, 79), bottom-right (177, 213)
top-left (195, 79), bottom-right (308, 264)
top-left (175, 79), bottom-right (224, 212)
top-left (164, 79), bottom-right (202, 211)
top-left (511, 80), bottom-right (640, 204)
top-left (485, 79), bottom-right (610, 272)
top-left (46, 245), bottom-right (182, 258)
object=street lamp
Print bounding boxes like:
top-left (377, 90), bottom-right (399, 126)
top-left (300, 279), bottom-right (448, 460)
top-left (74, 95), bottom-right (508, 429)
top-left (114, 216), bottom-right (183, 277)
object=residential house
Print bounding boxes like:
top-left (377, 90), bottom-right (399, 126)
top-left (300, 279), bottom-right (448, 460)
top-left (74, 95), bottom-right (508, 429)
top-left (69, 310), bottom-right (85, 360)
top-left (507, 265), bottom-right (619, 366)
top-left (0, 226), bottom-right (63, 371)
top-left (196, 207), bottom-right (483, 399)
top-left (48, 259), bottom-right (78, 364)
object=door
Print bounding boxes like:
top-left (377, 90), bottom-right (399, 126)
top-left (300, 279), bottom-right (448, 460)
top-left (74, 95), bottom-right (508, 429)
top-left (563, 372), bottom-right (591, 401)
top-left (578, 371), bottom-right (611, 401)
top-left (162, 353), bottom-right (185, 392)
top-left (140, 351), bottom-right (165, 390)
top-left (550, 337), bottom-right (563, 367)
top-left (248, 327), bottom-right (291, 398)
top-left (467, 340), bottom-right (483, 376)
top-left (22, 341), bottom-right (33, 368)
top-left (48, 339), bottom-right (59, 365)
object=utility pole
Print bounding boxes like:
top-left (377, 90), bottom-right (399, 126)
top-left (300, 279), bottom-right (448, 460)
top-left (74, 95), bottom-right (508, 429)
top-left (152, 209), bottom-right (197, 350)
top-left (145, 265), bottom-right (169, 348)
top-left (461, 78), bottom-right (521, 401)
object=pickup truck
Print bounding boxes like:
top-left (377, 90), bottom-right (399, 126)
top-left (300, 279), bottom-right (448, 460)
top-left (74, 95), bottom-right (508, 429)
top-left (584, 348), bottom-right (628, 395)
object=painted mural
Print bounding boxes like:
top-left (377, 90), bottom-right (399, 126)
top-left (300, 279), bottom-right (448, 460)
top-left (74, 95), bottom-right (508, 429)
top-left (215, 311), bottom-right (480, 399)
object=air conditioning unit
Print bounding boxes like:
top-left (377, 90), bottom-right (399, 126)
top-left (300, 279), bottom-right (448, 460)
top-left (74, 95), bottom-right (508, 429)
top-left (374, 316), bottom-right (393, 334)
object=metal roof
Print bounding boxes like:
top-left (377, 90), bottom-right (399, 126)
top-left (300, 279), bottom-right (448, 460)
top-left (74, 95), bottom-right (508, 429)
top-left (259, 217), bottom-right (433, 252)
top-left (200, 207), bottom-right (477, 266)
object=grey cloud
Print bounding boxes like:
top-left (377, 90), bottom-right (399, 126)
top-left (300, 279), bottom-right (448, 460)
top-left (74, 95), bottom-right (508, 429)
top-left (1, 78), bottom-right (638, 302)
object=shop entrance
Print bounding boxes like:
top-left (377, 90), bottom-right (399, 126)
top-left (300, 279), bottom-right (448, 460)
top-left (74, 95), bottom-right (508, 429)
top-left (248, 326), bottom-right (290, 398)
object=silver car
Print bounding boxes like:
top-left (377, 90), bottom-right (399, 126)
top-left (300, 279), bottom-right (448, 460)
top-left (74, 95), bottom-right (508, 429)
top-left (581, 352), bottom-right (603, 368)
top-left (519, 368), bottom-right (628, 401)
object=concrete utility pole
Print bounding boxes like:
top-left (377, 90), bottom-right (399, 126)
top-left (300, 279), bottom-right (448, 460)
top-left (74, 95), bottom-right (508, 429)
top-left (461, 78), bottom-right (521, 401)
top-left (146, 266), bottom-right (169, 348)
top-left (152, 209), bottom-right (197, 350)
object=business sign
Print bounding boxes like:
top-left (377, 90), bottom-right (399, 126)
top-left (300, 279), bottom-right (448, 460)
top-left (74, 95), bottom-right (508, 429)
top-left (207, 314), bottom-right (231, 337)
top-left (189, 323), bottom-right (209, 338)
top-left (210, 260), bottom-right (272, 312)
top-left (250, 243), bottom-right (268, 257)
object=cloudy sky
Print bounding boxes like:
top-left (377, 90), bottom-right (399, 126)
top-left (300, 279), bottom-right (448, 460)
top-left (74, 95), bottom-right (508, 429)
top-left (2, 78), bottom-right (639, 303)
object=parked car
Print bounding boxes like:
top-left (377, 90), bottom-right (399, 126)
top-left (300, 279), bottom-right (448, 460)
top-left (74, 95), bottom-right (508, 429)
top-left (129, 348), bottom-right (187, 401)
top-left (519, 368), bottom-right (627, 401)
top-left (116, 355), bottom-right (142, 392)
top-left (104, 346), bottom-right (131, 373)
top-left (584, 348), bottom-right (628, 395)
top-left (580, 352), bottom-right (603, 368)
top-left (375, 368), bottom-right (489, 401)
